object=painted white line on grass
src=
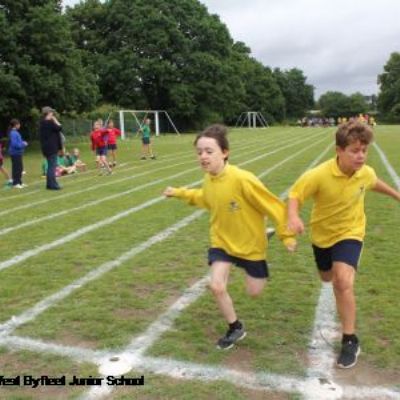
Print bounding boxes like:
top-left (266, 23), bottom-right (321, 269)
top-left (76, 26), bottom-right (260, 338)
top-left (1, 333), bottom-right (397, 400)
top-left (306, 283), bottom-right (339, 381)
top-left (0, 335), bottom-right (105, 364)
top-left (373, 143), bottom-right (400, 189)
top-left (0, 188), bottom-right (41, 201)
top-left (0, 131), bottom-right (326, 271)
top-left (0, 210), bottom-right (204, 336)
top-left (117, 276), bottom-right (210, 357)
top-left (0, 166), bottom-right (197, 237)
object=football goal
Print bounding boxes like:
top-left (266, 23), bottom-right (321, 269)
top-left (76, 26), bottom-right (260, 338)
top-left (235, 111), bottom-right (269, 128)
top-left (105, 110), bottom-right (180, 139)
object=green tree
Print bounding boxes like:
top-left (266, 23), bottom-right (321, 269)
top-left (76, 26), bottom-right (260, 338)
top-left (348, 92), bottom-right (368, 116)
top-left (0, 0), bottom-right (99, 132)
top-left (68, 0), bottom-right (246, 128)
top-left (273, 68), bottom-right (314, 119)
top-left (378, 52), bottom-right (400, 121)
top-left (318, 91), bottom-right (351, 119)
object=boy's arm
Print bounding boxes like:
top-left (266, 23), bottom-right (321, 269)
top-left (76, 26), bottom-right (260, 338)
top-left (163, 186), bottom-right (207, 208)
top-left (287, 198), bottom-right (305, 234)
top-left (287, 169), bottom-right (319, 234)
top-left (242, 176), bottom-right (296, 251)
top-left (372, 179), bottom-right (400, 201)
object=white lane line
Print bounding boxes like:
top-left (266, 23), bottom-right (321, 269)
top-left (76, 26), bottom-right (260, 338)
top-left (0, 131), bottom-right (326, 272)
top-left (373, 143), bottom-right (400, 189)
top-left (0, 334), bottom-right (106, 364)
top-left (1, 334), bottom-right (397, 400)
top-left (0, 210), bottom-right (204, 336)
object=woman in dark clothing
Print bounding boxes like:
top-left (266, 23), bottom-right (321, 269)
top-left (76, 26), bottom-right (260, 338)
top-left (39, 106), bottom-right (63, 190)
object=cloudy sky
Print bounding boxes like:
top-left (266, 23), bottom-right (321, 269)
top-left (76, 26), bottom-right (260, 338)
top-left (63, 0), bottom-right (400, 98)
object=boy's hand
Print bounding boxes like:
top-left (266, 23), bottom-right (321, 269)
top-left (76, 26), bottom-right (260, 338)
top-left (163, 186), bottom-right (175, 197)
top-left (288, 216), bottom-right (305, 234)
top-left (284, 238), bottom-right (297, 252)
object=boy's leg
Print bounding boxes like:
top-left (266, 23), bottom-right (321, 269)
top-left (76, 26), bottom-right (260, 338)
top-left (209, 261), bottom-right (246, 349)
top-left (332, 261), bottom-right (360, 368)
top-left (314, 241), bottom-right (361, 368)
top-left (245, 275), bottom-right (266, 297)
top-left (331, 261), bottom-right (356, 335)
top-left (209, 261), bottom-right (236, 323)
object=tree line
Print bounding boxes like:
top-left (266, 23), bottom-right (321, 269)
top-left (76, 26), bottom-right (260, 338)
top-left (0, 0), bottom-right (398, 134)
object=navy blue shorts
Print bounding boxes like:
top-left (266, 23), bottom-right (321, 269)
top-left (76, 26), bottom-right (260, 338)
top-left (312, 239), bottom-right (363, 271)
top-left (96, 146), bottom-right (107, 156)
top-left (208, 248), bottom-right (268, 279)
top-left (107, 143), bottom-right (117, 150)
top-left (142, 137), bottom-right (150, 145)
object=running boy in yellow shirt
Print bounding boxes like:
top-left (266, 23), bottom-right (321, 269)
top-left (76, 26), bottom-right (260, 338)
top-left (287, 121), bottom-right (400, 368)
top-left (164, 124), bottom-right (296, 349)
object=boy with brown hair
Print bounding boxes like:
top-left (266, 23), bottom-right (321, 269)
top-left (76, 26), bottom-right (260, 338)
top-left (287, 121), bottom-right (400, 368)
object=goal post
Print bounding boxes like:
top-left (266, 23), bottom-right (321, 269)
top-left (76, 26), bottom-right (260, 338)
top-left (235, 111), bottom-right (269, 128)
top-left (116, 110), bottom-right (180, 139)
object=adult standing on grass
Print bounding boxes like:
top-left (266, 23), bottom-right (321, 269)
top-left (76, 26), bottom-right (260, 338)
top-left (140, 118), bottom-right (156, 160)
top-left (164, 124), bottom-right (296, 349)
top-left (287, 121), bottom-right (400, 369)
top-left (39, 106), bottom-right (63, 190)
top-left (8, 119), bottom-right (28, 189)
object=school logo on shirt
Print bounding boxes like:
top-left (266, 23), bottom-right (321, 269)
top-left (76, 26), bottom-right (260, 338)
top-left (355, 184), bottom-right (366, 200)
top-left (228, 200), bottom-right (241, 212)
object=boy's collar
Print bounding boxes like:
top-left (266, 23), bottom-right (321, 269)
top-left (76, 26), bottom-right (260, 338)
top-left (331, 158), bottom-right (362, 178)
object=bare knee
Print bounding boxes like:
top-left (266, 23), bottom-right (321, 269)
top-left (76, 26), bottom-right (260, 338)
top-left (209, 281), bottom-right (227, 297)
top-left (333, 277), bottom-right (353, 293)
top-left (246, 279), bottom-right (266, 297)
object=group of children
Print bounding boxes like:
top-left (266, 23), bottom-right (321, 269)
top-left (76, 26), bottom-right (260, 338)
top-left (89, 117), bottom-right (156, 176)
top-left (1, 116), bottom-right (158, 188)
top-left (41, 148), bottom-right (86, 178)
top-left (164, 122), bottom-right (400, 369)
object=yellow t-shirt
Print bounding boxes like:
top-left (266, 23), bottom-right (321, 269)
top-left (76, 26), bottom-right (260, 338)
top-left (172, 164), bottom-right (295, 260)
top-left (289, 158), bottom-right (377, 247)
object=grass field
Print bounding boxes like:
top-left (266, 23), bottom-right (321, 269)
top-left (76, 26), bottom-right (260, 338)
top-left (0, 126), bottom-right (399, 400)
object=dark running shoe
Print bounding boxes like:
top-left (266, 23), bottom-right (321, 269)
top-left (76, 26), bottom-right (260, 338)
top-left (337, 339), bottom-right (360, 369)
top-left (216, 325), bottom-right (246, 350)
top-left (266, 228), bottom-right (275, 240)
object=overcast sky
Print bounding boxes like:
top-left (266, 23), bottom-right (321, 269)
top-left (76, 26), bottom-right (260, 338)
top-left (63, 0), bottom-right (400, 98)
